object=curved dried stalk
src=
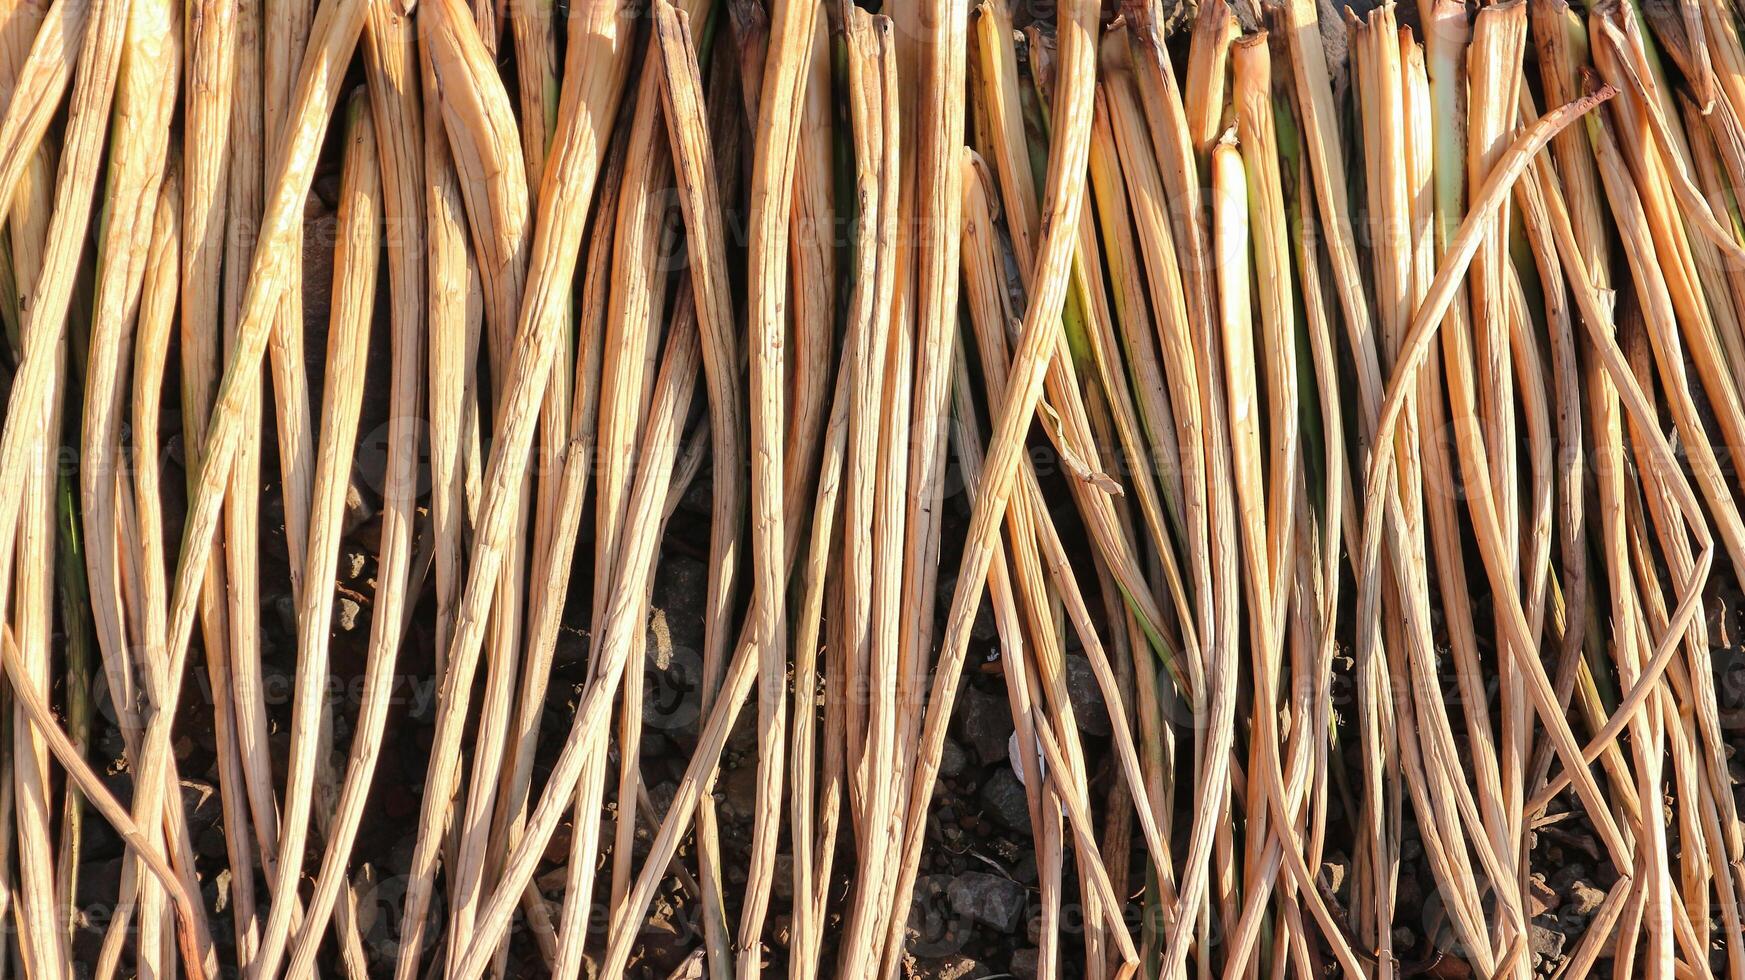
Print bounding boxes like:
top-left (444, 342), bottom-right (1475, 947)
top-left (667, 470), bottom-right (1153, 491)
top-left (956, 148), bottom-right (1160, 972)
top-left (1183, 0), bottom-right (1236, 156)
top-left (877, 0), bottom-right (1130, 971)
top-left (77, 0), bottom-right (178, 967)
top-left (13, 232), bottom-right (64, 980)
top-left (1215, 129), bottom-right (1329, 980)
top-left (456, 304), bottom-right (703, 980)
top-left (1002, 21), bottom-right (1171, 661)
top-left (779, 6), bottom-right (835, 544)
top-left (837, 10), bottom-right (907, 974)
top-left (217, 0), bottom-right (282, 891)
top-left (443, 0), bottom-right (538, 950)
top-left (0, 626), bottom-right (206, 976)
top-left (277, 8), bottom-right (427, 980)
top-left (835, 10), bottom-right (889, 938)
top-left (1101, 33), bottom-right (1210, 698)
top-left (170, 0), bottom-right (264, 970)
top-left (388, 3), bottom-right (633, 976)
top-left (250, 88), bottom-right (380, 980)
top-left (0, 0), bottom-right (127, 681)
top-left (157, 0), bottom-right (367, 822)
top-left (0, 0), bottom-right (91, 232)
top-left (651, 5), bottom-right (746, 969)
top-left (581, 47), bottom-right (673, 962)
top-left (120, 7), bottom-right (368, 980)
top-left (0, 3), bottom-right (134, 973)
top-left (129, 170), bottom-right (229, 980)
top-left (882, 0), bottom-right (966, 961)
top-left (1357, 87), bottom-right (1644, 876)
top-left (426, 14), bottom-right (534, 944)
top-left (394, 0), bottom-right (533, 969)
top-left (535, 11), bottom-right (857, 978)
top-left (724, 0), bottom-right (819, 967)
top-left (419, 2), bottom-right (478, 768)
top-left (487, 61), bottom-right (626, 980)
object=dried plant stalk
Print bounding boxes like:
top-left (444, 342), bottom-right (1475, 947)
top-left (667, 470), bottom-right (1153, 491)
top-left (175, 0), bottom-right (259, 966)
top-left (114, 9), bottom-right (371, 980)
top-left (1357, 87), bottom-right (1641, 878)
top-left (392, 0), bottom-right (534, 969)
top-left (728, 0), bottom-right (820, 967)
top-left (882, 0), bottom-right (966, 959)
top-left (78, 0), bottom-right (179, 966)
top-left (388, 2), bottom-right (634, 975)
top-left (0, 5), bottom-right (139, 974)
top-left (251, 86), bottom-right (380, 980)
top-left (0, 0), bottom-right (92, 232)
top-left (880, 0), bottom-right (1121, 969)
top-left (279, 8), bottom-right (427, 979)
top-left (0, 0), bottom-right (129, 670)
top-left (648, 11), bottom-right (748, 974)
top-left (581, 48), bottom-right (669, 958)
top-left (217, 0), bottom-right (282, 895)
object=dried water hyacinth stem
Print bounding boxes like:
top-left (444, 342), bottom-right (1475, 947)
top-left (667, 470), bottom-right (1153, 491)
top-left (1083, 84), bottom-right (1186, 586)
top-left (986, 15), bottom-right (1173, 660)
top-left (1357, 88), bottom-right (1646, 878)
top-left (226, 0), bottom-right (314, 904)
top-left (278, 7), bottom-right (426, 979)
top-left (434, 0), bottom-right (533, 967)
top-left (393, 0), bottom-right (533, 968)
top-left (667, 13), bottom-right (750, 980)
top-left (727, 0), bottom-right (819, 967)
top-left (160, 0), bottom-right (367, 753)
top-left (582, 37), bottom-right (673, 953)
top-left (901, 40), bottom-right (1172, 973)
top-left (419, 3), bottom-right (477, 765)
top-left (1121, 2), bottom-right (1246, 968)
top-left (1419, 4), bottom-right (1517, 912)
top-left (13, 199), bottom-right (65, 980)
top-left (1183, 0), bottom-right (1235, 158)
top-left (77, 0), bottom-right (178, 967)
top-left (129, 169), bottom-right (232, 980)
top-left (0, 625), bottom-right (209, 977)
top-left (1101, 30), bottom-right (1210, 704)
top-left (836, 7), bottom-right (887, 927)
top-left (0, 0), bottom-right (92, 233)
top-left (1520, 113), bottom-right (1719, 829)
top-left (780, 7), bottom-right (835, 549)
top-left (453, 298), bottom-right (703, 980)
top-left (176, 1), bottom-right (260, 971)
top-left (0, 4), bottom-right (127, 972)
top-left (1221, 30), bottom-right (1314, 978)
top-left (486, 68), bottom-right (628, 980)
top-left (886, 0), bottom-right (966, 958)
top-left (838, 8), bottom-right (905, 972)
top-left (76, 0), bottom-right (175, 839)
top-left (955, 145), bottom-right (1162, 974)
top-left (0, 0), bottom-right (127, 664)
top-left (117, 9), bottom-right (366, 980)
top-left (1464, 19), bottom-right (1530, 935)
top-left (249, 86), bottom-right (379, 980)
top-left (223, 0), bottom-right (288, 949)
top-left (649, 4), bottom-right (746, 966)
top-left (497, 0), bottom-right (564, 950)
top-left (561, 10), bottom-right (880, 975)
top-left (390, 2), bottom-right (633, 976)
top-left (445, 0), bottom-right (539, 952)
top-left (881, 0), bottom-right (1113, 958)
top-left (1350, 9), bottom-right (1412, 970)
